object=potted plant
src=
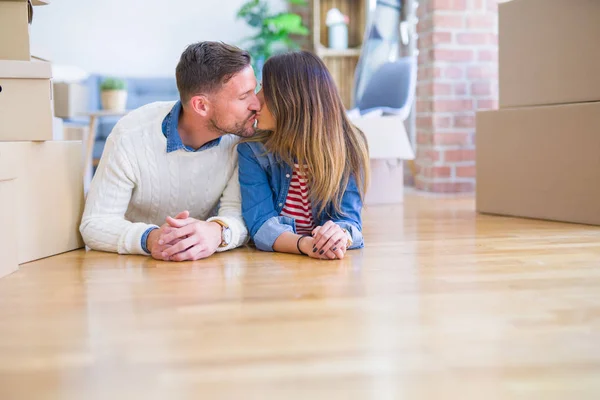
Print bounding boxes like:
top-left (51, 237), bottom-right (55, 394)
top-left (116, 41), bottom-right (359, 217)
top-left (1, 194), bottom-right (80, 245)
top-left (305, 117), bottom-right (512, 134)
top-left (236, 0), bottom-right (309, 79)
top-left (100, 77), bottom-right (127, 111)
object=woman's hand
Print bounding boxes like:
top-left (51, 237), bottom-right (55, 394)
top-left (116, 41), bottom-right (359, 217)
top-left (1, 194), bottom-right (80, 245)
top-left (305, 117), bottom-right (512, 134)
top-left (299, 234), bottom-right (342, 260)
top-left (311, 222), bottom-right (348, 260)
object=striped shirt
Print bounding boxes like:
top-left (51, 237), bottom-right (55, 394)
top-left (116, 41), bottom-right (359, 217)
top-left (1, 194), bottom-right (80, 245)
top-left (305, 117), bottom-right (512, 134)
top-left (280, 164), bottom-right (315, 235)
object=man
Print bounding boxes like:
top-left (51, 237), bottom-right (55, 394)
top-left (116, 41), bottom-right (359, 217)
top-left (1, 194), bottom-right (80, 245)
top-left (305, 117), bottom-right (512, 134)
top-left (80, 41), bottom-right (260, 261)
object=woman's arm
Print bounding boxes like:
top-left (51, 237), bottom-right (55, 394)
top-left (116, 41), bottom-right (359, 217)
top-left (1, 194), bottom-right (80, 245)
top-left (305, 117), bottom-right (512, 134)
top-left (237, 143), bottom-right (296, 252)
top-left (313, 174), bottom-right (365, 255)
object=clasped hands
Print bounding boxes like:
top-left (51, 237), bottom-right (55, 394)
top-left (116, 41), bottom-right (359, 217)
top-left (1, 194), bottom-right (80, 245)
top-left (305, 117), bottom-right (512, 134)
top-left (146, 211), bottom-right (221, 261)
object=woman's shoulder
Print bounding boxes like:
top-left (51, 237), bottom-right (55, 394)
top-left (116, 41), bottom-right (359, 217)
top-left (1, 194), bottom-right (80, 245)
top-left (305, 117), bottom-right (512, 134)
top-left (237, 141), bottom-right (267, 157)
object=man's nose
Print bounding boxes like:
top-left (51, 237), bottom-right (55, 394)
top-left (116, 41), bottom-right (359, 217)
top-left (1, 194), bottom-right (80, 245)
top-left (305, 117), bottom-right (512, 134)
top-left (250, 94), bottom-right (261, 111)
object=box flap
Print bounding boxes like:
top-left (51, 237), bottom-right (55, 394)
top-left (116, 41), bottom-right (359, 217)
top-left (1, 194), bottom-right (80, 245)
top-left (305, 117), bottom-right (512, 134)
top-left (3, 0), bottom-right (50, 5)
top-left (350, 115), bottom-right (415, 160)
top-left (0, 59), bottom-right (52, 79)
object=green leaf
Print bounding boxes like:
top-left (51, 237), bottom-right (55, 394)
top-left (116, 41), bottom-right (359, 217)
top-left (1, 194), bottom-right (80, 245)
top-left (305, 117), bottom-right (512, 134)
top-left (288, 0), bottom-right (308, 5)
top-left (264, 13), bottom-right (309, 36)
top-left (236, 0), bottom-right (259, 18)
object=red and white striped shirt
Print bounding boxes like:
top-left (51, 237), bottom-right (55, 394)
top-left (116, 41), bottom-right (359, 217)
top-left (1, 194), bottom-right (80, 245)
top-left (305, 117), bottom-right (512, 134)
top-left (280, 164), bottom-right (315, 235)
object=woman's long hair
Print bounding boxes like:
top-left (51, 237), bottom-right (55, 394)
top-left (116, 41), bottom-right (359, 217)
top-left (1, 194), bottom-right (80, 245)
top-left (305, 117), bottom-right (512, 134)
top-left (249, 51), bottom-right (370, 216)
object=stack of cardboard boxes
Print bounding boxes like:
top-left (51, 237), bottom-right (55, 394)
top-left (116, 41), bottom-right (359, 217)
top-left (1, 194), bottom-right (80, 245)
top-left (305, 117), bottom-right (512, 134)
top-left (0, 0), bottom-right (84, 279)
top-left (476, 0), bottom-right (600, 226)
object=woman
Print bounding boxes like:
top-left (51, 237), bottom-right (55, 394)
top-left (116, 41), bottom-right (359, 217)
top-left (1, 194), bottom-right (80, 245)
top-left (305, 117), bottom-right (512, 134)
top-left (237, 51), bottom-right (370, 260)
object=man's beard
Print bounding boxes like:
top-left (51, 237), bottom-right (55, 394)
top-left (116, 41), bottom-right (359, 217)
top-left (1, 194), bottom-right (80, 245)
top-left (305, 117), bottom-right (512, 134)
top-left (209, 112), bottom-right (256, 138)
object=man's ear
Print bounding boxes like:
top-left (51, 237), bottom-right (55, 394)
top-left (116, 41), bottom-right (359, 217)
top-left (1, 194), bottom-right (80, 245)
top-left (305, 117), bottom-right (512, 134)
top-left (189, 95), bottom-right (210, 117)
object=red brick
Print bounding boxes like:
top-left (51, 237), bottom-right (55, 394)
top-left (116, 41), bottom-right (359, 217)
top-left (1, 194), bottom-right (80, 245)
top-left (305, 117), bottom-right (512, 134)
top-left (433, 0), bottom-right (468, 10)
top-left (433, 14), bottom-right (465, 29)
top-left (467, 65), bottom-right (497, 80)
top-left (466, 14), bottom-right (496, 29)
top-left (416, 100), bottom-right (432, 113)
top-left (434, 99), bottom-right (474, 113)
top-left (454, 82), bottom-right (468, 96)
top-left (471, 82), bottom-right (492, 96)
top-left (432, 166), bottom-right (452, 178)
top-left (429, 181), bottom-right (475, 193)
top-left (478, 49), bottom-right (498, 62)
top-left (457, 32), bottom-right (495, 45)
top-left (456, 165), bottom-right (477, 177)
top-left (433, 31), bottom-right (453, 44)
top-left (434, 115), bottom-right (453, 129)
top-left (433, 49), bottom-right (474, 63)
top-left (444, 66), bottom-right (464, 79)
top-left (418, 166), bottom-right (451, 179)
top-left (434, 83), bottom-right (453, 96)
top-left (419, 33), bottom-right (433, 50)
top-left (445, 148), bottom-right (476, 162)
top-left (417, 67), bottom-right (433, 81)
top-left (434, 132), bottom-right (471, 145)
top-left (418, 148), bottom-right (442, 163)
top-left (477, 99), bottom-right (498, 110)
top-left (454, 114), bottom-right (476, 128)
top-left (417, 116), bottom-right (433, 130)
top-left (417, 84), bottom-right (429, 99)
top-left (432, 67), bottom-right (444, 78)
top-left (417, 132), bottom-right (434, 145)
top-left (417, 16), bottom-right (433, 33)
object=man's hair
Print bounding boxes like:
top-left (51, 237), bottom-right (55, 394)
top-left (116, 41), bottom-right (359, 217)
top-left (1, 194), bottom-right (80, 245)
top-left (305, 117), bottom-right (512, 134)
top-left (176, 41), bottom-right (251, 103)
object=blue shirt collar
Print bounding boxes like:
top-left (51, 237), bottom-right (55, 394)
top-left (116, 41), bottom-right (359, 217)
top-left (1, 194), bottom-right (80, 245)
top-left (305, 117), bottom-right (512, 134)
top-left (162, 101), bottom-right (221, 153)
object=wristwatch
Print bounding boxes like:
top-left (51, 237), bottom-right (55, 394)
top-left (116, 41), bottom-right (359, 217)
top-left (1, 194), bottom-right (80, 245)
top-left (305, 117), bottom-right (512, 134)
top-left (212, 219), bottom-right (232, 248)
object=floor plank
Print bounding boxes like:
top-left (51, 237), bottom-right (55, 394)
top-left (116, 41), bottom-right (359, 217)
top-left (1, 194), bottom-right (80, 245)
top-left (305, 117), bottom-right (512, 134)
top-left (1, 193), bottom-right (599, 399)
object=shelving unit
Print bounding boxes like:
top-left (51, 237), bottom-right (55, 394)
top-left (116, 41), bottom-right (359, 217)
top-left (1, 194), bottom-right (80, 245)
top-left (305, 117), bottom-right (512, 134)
top-left (309, 0), bottom-right (369, 108)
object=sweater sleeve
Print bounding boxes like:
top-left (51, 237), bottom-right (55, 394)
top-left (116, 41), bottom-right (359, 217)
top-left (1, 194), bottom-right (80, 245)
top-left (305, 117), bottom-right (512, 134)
top-left (79, 127), bottom-right (158, 255)
top-left (207, 165), bottom-right (249, 252)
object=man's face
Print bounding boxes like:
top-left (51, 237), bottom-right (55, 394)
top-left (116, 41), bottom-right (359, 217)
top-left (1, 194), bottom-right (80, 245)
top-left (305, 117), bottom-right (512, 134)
top-left (208, 66), bottom-right (260, 138)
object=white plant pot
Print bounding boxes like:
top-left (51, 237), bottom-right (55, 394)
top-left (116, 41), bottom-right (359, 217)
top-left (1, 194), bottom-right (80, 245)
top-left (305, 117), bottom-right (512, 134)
top-left (101, 90), bottom-right (127, 111)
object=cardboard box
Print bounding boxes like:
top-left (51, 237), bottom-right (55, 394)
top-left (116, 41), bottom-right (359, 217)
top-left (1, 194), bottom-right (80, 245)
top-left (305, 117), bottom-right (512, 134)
top-left (0, 59), bottom-right (54, 141)
top-left (0, 177), bottom-right (19, 278)
top-left (476, 102), bottom-right (600, 226)
top-left (499, 0), bottom-right (600, 108)
top-left (0, 141), bottom-right (85, 264)
top-left (350, 114), bottom-right (415, 205)
top-left (0, 0), bottom-right (49, 61)
top-left (53, 82), bottom-right (88, 118)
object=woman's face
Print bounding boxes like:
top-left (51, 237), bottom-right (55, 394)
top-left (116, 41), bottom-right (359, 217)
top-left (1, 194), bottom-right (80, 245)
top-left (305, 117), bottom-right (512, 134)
top-left (256, 89), bottom-right (276, 131)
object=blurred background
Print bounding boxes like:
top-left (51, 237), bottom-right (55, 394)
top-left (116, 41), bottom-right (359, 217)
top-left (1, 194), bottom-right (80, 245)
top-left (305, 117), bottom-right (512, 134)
top-left (25, 0), bottom-right (501, 197)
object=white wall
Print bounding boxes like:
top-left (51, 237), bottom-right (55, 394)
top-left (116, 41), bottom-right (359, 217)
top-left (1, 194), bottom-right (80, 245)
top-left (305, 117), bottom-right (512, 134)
top-left (30, 0), bottom-right (286, 77)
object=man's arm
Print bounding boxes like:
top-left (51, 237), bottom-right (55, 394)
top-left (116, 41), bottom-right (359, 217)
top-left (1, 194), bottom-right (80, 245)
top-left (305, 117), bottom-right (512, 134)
top-left (206, 167), bottom-right (248, 251)
top-left (79, 129), bottom-right (158, 255)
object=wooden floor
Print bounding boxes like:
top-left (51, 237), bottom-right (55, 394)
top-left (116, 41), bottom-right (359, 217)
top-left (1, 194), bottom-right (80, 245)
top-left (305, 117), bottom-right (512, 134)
top-left (1, 193), bottom-right (600, 399)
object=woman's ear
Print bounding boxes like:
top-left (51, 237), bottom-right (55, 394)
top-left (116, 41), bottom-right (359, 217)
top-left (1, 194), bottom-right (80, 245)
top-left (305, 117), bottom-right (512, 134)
top-left (189, 95), bottom-right (210, 117)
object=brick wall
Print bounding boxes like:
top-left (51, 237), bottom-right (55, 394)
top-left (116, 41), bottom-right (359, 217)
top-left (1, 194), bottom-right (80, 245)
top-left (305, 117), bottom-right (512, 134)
top-left (415, 0), bottom-right (498, 193)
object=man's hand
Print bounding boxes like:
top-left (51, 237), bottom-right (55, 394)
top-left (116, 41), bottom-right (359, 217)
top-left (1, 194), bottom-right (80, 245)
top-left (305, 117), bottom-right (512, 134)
top-left (146, 211), bottom-right (189, 261)
top-left (157, 217), bottom-right (222, 262)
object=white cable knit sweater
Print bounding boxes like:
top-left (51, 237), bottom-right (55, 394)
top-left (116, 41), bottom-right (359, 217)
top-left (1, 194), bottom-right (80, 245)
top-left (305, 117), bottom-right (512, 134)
top-left (80, 101), bottom-right (248, 255)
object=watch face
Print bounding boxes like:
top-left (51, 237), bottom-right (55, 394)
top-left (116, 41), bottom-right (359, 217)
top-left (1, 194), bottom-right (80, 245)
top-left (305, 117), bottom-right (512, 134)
top-left (223, 227), bottom-right (232, 245)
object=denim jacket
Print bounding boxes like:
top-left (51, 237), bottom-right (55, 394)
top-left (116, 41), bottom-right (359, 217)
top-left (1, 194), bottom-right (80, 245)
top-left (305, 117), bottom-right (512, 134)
top-left (237, 141), bottom-right (364, 252)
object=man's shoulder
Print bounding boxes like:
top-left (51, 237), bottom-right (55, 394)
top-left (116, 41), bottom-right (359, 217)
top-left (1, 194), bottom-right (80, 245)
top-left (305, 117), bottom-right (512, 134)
top-left (111, 101), bottom-right (176, 139)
